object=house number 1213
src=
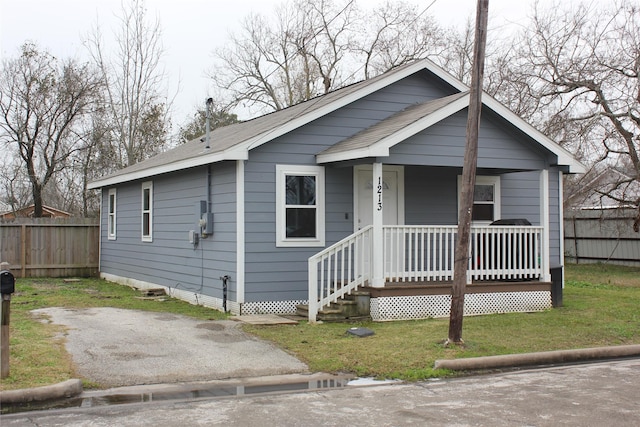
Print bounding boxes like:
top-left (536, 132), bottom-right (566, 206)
top-left (377, 177), bottom-right (383, 211)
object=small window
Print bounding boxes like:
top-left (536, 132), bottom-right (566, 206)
top-left (141, 181), bottom-right (153, 242)
top-left (276, 165), bottom-right (325, 247)
top-left (107, 188), bottom-right (117, 240)
top-left (458, 175), bottom-right (500, 223)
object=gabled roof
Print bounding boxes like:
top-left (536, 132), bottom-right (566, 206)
top-left (0, 204), bottom-right (72, 219)
top-left (317, 92), bottom-right (470, 163)
top-left (88, 58), bottom-right (584, 189)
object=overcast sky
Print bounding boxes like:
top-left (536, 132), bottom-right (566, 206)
top-left (1, 0), bottom-right (553, 125)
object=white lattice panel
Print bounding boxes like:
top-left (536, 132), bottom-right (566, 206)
top-left (241, 300), bottom-right (307, 315)
top-left (370, 291), bottom-right (551, 321)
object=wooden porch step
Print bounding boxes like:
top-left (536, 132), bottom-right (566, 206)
top-left (296, 302), bottom-right (371, 322)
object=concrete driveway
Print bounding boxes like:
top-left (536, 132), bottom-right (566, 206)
top-left (31, 307), bottom-right (308, 387)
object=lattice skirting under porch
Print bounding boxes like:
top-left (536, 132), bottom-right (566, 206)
top-left (370, 291), bottom-right (552, 321)
top-left (240, 300), bottom-right (307, 315)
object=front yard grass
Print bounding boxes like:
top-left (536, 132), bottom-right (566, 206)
top-left (1, 263), bottom-right (639, 390)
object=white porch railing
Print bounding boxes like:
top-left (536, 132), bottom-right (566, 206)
top-left (308, 224), bottom-right (544, 322)
top-left (383, 225), bottom-right (544, 282)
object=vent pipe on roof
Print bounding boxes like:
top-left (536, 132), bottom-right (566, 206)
top-left (205, 97), bottom-right (213, 150)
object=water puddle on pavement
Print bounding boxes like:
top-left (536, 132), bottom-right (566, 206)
top-left (2, 375), bottom-right (362, 415)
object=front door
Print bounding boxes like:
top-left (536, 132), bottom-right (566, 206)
top-left (355, 165), bottom-right (405, 280)
top-left (355, 165), bottom-right (404, 230)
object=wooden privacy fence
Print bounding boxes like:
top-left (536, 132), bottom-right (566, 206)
top-left (564, 208), bottom-right (640, 267)
top-left (0, 218), bottom-right (99, 278)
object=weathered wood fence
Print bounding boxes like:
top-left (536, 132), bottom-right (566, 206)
top-left (0, 218), bottom-right (99, 278)
top-left (564, 208), bottom-right (640, 267)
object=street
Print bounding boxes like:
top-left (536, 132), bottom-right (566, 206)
top-left (2, 358), bottom-right (639, 426)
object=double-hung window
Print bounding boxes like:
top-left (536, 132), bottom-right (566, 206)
top-left (141, 181), bottom-right (153, 242)
top-left (107, 188), bottom-right (117, 240)
top-left (276, 165), bottom-right (325, 247)
top-left (458, 175), bottom-right (500, 224)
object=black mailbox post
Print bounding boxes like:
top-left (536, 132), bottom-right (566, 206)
top-left (1, 270), bottom-right (15, 295)
top-left (1, 268), bottom-right (15, 378)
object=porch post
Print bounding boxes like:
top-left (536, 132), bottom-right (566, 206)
top-left (372, 162), bottom-right (384, 287)
top-left (540, 169), bottom-right (551, 282)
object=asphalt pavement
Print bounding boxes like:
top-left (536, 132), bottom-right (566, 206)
top-left (2, 358), bottom-right (639, 426)
top-left (27, 307), bottom-right (309, 387)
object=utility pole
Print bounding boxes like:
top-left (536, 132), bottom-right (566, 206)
top-left (447, 0), bottom-right (490, 345)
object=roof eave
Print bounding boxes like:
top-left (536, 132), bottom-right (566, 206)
top-left (481, 96), bottom-right (587, 174)
top-left (87, 149), bottom-right (248, 189)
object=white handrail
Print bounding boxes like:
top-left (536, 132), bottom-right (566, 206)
top-left (308, 226), bottom-right (373, 323)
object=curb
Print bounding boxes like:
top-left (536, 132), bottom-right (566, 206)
top-left (0, 379), bottom-right (83, 404)
top-left (434, 344), bottom-right (640, 371)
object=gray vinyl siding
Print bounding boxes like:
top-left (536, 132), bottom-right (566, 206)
top-left (405, 168), bottom-right (546, 226)
top-left (386, 109), bottom-right (548, 170)
top-left (501, 171), bottom-right (542, 224)
top-left (100, 163), bottom-right (237, 300)
top-left (241, 73), bottom-right (453, 302)
top-left (405, 167), bottom-right (459, 225)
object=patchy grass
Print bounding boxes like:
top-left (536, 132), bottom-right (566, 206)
top-left (1, 277), bottom-right (227, 391)
top-left (244, 263), bottom-right (640, 380)
top-left (2, 264), bottom-right (639, 390)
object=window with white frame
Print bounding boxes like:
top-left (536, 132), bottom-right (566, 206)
top-left (141, 181), bottom-right (153, 242)
top-left (458, 175), bottom-right (501, 223)
top-left (276, 165), bottom-right (325, 247)
top-left (107, 188), bottom-right (117, 240)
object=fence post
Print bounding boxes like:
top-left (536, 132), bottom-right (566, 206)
top-left (21, 224), bottom-right (27, 278)
top-left (1, 261), bottom-right (14, 379)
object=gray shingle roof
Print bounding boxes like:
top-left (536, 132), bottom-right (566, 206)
top-left (318, 92), bottom-right (469, 156)
top-left (89, 61), bottom-right (423, 188)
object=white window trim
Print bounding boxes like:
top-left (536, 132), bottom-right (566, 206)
top-left (107, 188), bottom-right (117, 240)
top-left (276, 165), bottom-right (325, 247)
top-left (141, 181), bottom-right (153, 242)
top-left (457, 175), bottom-right (501, 225)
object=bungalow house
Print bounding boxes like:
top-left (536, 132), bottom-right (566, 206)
top-left (88, 58), bottom-right (585, 322)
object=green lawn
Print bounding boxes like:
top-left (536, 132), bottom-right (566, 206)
top-left (1, 264), bottom-right (639, 390)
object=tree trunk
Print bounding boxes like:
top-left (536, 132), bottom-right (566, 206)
top-left (32, 182), bottom-right (44, 218)
top-left (447, 0), bottom-right (490, 345)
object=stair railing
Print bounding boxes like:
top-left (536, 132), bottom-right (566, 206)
top-left (308, 225), bottom-right (373, 323)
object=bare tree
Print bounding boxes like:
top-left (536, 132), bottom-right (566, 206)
top-left (357, 0), bottom-right (443, 79)
top-left (505, 1), bottom-right (640, 230)
top-left (211, 0), bottom-right (356, 113)
top-left (211, 0), bottom-right (444, 114)
top-left (0, 43), bottom-right (102, 217)
top-left (86, 0), bottom-right (172, 168)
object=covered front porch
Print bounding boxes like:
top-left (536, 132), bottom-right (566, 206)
top-left (307, 223), bottom-right (553, 322)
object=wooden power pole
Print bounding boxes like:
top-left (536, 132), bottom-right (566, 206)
top-left (447, 0), bottom-right (490, 345)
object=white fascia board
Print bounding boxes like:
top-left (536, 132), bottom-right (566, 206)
top-left (424, 58), bottom-right (585, 174)
top-left (375, 93), bottom-right (470, 153)
top-left (90, 60), bottom-right (456, 189)
top-left (422, 58), bottom-right (469, 92)
top-left (87, 150), bottom-right (247, 189)
top-left (482, 96), bottom-right (587, 174)
top-left (316, 93), bottom-right (469, 164)
top-left (241, 60), bottom-right (438, 153)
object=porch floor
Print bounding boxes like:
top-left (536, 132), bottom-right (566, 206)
top-left (362, 280), bottom-right (551, 298)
